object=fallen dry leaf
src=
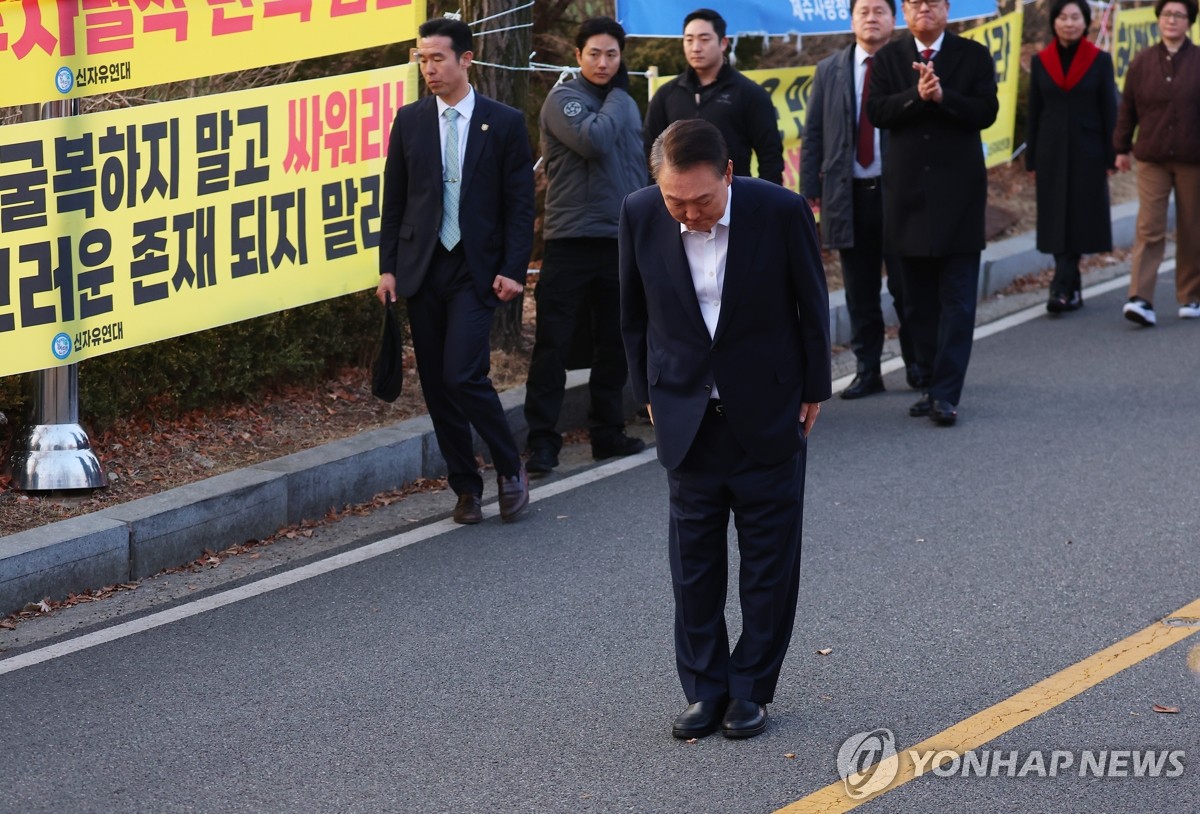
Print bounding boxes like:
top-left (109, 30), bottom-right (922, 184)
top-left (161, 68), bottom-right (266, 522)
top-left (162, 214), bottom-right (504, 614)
top-left (1152, 704), bottom-right (1180, 714)
top-left (785, 753), bottom-right (796, 759)
top-left (816, 648), bottom-right (833, 656)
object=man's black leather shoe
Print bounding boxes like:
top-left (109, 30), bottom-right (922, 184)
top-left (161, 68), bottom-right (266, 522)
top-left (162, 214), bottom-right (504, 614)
top-left (526, 447), bottom-right (558, 475)
top-left (929, 400), bottom-right (958, 426)
top-left (497, 464), bottom-right (529, 522)
top-left (592, 433), bottom-right (646, 461)
top-left (906, 364), bottom-right (931, 390)
top-left (908, 394), bottom-right (932, 417)
top-left (452, 494), bottom-right (483, 525)
top-left (841, 369), bottom-right (885, 400)
top-left (672, 700), bottom-right (727, 739)
top-left (721, 699), bottom-right (768, 739)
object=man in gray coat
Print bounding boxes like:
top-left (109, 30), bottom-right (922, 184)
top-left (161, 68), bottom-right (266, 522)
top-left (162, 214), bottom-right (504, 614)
top-left (523, 17), bottom-right (648, 473)
top-left (801, 0), bottom-right (922, 398)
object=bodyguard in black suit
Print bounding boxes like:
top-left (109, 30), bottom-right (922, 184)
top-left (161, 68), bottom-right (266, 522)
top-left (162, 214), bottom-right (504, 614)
top-left (619, 120), bottom-right (831, 739)
top-left (867, 0), bottom-right (998, 425)
top-left (377, 18), bottom-right (532, 524)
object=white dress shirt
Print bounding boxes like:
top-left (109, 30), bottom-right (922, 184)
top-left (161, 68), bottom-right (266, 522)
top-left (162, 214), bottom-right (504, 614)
top-left (853, 44), bottom-right (884, 179)
top-left (680, 185), bottom-right (733, 398)
top-left (914, 31), bottom-right (946, 58)
top-left (435, 87), bottom-right (475, 178)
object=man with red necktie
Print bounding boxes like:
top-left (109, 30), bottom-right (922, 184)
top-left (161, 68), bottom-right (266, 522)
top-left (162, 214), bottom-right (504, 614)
top-left (867, 0), bottom-right (998, 426)
top-left (802, 0), bottom-right (923, 400)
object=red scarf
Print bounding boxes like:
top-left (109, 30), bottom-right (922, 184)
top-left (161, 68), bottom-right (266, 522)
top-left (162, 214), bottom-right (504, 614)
top-left (1039, 38), bottom-right (1100, 92)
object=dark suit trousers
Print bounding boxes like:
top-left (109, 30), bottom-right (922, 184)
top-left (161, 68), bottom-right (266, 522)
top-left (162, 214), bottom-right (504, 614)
top-left (524, 238), bottom-right (629, 452)
top-left (407, 246), bottom-right (521, 496)
top-left (666, 403), bottom-right (807, 705)
top-left (899, 253), bottom-right (981, 406)
top-left (839, 182), bottom-right (913, 372)
top-left (1051, 253), bottom-right (1082, 297)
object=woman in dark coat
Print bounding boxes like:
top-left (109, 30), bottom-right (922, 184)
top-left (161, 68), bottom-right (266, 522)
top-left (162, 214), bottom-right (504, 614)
top-left (1026, 0), bottom-right (1118, 313)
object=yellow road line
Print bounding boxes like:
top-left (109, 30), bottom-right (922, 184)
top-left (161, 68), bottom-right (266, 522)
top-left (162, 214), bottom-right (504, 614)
top-left (779, 597), bottom-right (1200, 814)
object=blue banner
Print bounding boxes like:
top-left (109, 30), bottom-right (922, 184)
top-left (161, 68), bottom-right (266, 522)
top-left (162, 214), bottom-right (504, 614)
top-left (617, 0), bottom-right (998, 36)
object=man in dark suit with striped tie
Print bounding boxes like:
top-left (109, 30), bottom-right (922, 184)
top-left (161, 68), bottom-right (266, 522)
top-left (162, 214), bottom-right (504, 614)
top-left (377, 17), bottom-right (533, 523)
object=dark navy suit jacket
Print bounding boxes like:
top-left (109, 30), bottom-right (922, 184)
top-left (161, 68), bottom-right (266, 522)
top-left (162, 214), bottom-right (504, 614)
top-left (619, 177), bottom-right (832, 471)
top-left (379, 91), bottom-right (534, 306)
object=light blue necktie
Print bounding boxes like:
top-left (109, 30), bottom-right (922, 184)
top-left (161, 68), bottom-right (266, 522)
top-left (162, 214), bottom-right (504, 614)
top-left (439, 107), bottom-right (461, 251)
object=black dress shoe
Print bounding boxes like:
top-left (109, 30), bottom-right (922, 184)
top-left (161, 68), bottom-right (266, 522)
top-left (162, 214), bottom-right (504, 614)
top-left (592, 433), bottom-right (646, 460)
top-left (452, 494), bottom-right (483, 525)
top-left (526, 447), bottom-right (558, 475)
top-left (906, 364), bottom-right (931, 390)
top-left (929, 400), bottom-right (958, 426)
top-left (497, 464), bottom-right (529, 522)
top-left (721, 699), bottom-right (768, 739)
top-left (672, 699), bottom-right (727, 739)
top-left (908, 394), bottom-right (932, 417)
top-left (841, 369), bottom-right (885, 400)
top-left (1046, 290), bottom-right (1084, 314)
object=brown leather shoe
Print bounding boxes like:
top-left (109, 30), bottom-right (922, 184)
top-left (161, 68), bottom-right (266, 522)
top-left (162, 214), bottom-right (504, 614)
top-left (452, 494), bottom-right (483, 525)
top-left (497, 464), bottom-right (529, 522)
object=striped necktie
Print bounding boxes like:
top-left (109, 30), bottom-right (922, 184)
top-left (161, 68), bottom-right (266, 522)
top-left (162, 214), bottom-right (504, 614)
top-left (439, 107), bottom-right (461, 251)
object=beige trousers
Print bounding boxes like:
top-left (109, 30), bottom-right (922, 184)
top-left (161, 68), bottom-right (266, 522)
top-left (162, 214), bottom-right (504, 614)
top-left (1129, 161), bottom-right (1200, 305)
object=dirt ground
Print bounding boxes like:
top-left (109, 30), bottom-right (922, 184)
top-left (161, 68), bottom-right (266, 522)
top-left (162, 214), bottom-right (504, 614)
top-left (0, 166), bottom-right (1140, 539)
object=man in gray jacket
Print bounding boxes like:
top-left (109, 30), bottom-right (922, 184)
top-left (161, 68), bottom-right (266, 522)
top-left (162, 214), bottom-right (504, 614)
top-left (801, 0), bottom-right (922, 398)
top-left (523, 17), bottom-right (647, 473)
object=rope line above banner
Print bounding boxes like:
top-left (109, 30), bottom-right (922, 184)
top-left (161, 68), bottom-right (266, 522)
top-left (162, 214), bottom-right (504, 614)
top-left (468, 1), bottom-right (535, 26)
top-left (474, 23), bottom-right (534, 36)
top-left (471, 60), bottom-right (654, 78)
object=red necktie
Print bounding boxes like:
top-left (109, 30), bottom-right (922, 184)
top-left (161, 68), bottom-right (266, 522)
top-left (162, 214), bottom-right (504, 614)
top-left (922, 48), bottom-right (935, 61)
top-left (856, 56), bottom-right (874, 169)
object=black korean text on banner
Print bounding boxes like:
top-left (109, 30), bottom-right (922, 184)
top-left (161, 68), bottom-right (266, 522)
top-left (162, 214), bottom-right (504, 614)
top-left (0, 63), bottom-right (419, 378)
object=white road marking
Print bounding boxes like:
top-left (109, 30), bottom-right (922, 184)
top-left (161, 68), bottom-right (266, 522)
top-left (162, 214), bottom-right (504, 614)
top-left (3, 258), bottom-right (1172, 675)
top-left (0, 448), bottom-right (657, 676)
top-left (832, 264), bottom-right (1171, 395)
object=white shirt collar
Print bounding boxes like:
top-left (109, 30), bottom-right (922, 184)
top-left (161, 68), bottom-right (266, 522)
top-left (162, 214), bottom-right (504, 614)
top-left (678, 183), bottom-right (733, 236)
top-left (436, 86), bottom-right (476, 120)
top-left (855, 44), bottom-right (875, 66)
top-left (914, 31), bottom-right (946, 54)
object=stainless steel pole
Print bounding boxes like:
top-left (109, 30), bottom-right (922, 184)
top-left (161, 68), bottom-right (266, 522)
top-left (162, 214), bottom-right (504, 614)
top-left (8, 98), bottom-right (107, 492)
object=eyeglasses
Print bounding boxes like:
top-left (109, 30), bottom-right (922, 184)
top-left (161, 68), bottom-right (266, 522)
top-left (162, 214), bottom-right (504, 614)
top-left (1159, 10), bottom-right (1190, 20)
top-left (904, 0), bottom-right (945, 8)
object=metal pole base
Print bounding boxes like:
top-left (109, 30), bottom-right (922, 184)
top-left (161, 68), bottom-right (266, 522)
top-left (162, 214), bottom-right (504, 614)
top-left (8, 364), bottom-right (107, 492)
top-left (10, 423), bottom-right (107, 491)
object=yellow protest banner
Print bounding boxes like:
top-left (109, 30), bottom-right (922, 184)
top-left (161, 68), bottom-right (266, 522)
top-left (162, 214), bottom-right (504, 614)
top-left (0, 0), bottom-right (424, 108)
top-left (649, 6), bottom-right (1022, 192)
top-left (962, 5), bottom-right (1022, 167)
top-left (1113, 5), bottom-right (1200, 89)
top-left (0, 62), bottom-right (418, 378)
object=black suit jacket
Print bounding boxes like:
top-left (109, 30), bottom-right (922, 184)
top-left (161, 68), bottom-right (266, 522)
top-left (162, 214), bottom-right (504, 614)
top-left (866, 33), bottom-right (998, 256)
top-left (379, 91), bottom-right (535, 306)
top-left (619, 177), bottom-right (832, 471)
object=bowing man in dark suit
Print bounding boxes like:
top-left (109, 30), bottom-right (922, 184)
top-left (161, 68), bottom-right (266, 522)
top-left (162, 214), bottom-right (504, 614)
top-left (377, 18), bottom-right (533, 524)
top-left (619, 120), bottom-right (831, 740)
top-left (867, 0), bottom-right (998, 426)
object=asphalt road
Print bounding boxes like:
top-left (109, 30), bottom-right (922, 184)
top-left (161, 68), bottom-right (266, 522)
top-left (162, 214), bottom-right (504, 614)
top-left (1, 271), bottom-right (1198, 814)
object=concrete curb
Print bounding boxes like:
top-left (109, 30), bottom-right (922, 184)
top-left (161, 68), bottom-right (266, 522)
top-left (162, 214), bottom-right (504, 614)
top-left (827, 200), bottom-right (1172, 345)
top-left (0, 371), bottom-right (601, 614)
top-left (0, 199), bottom-right (1172, 615)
